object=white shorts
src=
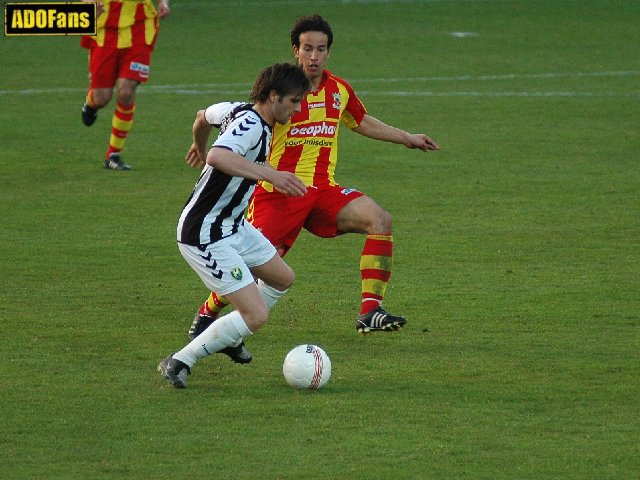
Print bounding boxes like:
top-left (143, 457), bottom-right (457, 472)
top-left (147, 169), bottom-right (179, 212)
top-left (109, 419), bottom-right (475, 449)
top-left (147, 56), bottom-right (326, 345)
top-left (178, 222), bottom-right (277, 296)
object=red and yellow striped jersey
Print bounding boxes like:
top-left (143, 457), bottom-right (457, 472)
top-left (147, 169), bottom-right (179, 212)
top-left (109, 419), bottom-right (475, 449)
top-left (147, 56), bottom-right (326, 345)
top-left (263, 70), bottom-right (367, 190)
top-left (81, 0), bottom-right (159, 49)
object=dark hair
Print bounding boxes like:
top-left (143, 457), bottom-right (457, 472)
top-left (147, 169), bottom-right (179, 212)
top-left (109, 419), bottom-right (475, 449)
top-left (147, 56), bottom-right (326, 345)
top-left (290, 14), bottom-right (333, 49)
top-left (249, 63), bottom-right (310, 103)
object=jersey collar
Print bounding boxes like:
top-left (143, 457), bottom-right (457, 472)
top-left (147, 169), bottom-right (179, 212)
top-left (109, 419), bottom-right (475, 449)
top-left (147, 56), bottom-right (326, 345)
top-left (311, 69), bottom-right (331, 94)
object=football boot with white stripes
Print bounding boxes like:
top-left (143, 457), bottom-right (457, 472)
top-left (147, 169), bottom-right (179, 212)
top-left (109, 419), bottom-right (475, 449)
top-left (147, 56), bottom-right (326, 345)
top-left (158, 355), bottom-right (190, 389)
top-left (104, 153), bottom-right (132, 171)
top-left (188, 313), bottom-right (217, 340)
top-left (188, 313), bottom-right (253, 364)
top-left (356, 306), bottom-right (406, 333)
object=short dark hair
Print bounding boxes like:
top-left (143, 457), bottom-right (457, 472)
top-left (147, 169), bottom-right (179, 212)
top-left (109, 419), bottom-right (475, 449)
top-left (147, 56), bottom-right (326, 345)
top-left (290, 14), bottom-right (333, 49)
top-left (249, 63), bottom-right (310, 103)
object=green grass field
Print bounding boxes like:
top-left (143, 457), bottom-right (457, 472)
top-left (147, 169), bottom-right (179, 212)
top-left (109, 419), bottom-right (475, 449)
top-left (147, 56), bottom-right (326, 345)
top-left (1, 0), bottom-right (638, 478)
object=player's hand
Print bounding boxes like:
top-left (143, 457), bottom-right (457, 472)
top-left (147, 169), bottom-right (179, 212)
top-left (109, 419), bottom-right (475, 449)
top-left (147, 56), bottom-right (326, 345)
top-left (157, 0), bottom-right (170, 18)
top-left (408, 133), bottom-right (440, 151)
top-left (82, 0), bottom-right (103, 17)
top-left (185, 143), bottom-right (205, 169)
top-left (272, 172), bottom-right (307, 197)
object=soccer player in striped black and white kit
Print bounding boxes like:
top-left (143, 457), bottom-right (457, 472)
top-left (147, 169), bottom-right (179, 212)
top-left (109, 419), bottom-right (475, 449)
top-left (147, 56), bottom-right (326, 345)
top-left (158, 63), bottom-right (310, 389)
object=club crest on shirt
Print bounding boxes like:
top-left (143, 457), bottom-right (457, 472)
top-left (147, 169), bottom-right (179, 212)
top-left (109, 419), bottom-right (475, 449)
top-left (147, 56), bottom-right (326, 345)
top-left (332, 92), bottom-right (341, 110)
top-left (230, 267), bottom-right (243, 281)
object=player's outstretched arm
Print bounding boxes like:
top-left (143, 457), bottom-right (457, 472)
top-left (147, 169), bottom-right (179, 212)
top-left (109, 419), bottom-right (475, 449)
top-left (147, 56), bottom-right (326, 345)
top-left (185, 110), bottom-right (212, 169)
top-left (81, 0), bottom-right (103, 16)
top-left (156, 0), bottom-right (170, 18)
top-left (353, 114), bottom-right (440, 151)
top-left (207, 148), bottom-right (307, 197)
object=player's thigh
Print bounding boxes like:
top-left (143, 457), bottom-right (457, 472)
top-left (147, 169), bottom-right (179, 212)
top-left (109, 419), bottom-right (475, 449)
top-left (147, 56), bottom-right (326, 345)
top-left (250, 254), bottom-right (295, 292)
top-left (88, 46), bottom-right (118, 89)
top-left (249, 185), bottom-right (308, 253)
top-left (303, 186), bottom-right (363, 238)
top-left (178, 241), bottom-right (255, 297)
top-left (91, 87), bottom-right (114, 107)
top-left (115, 78), bottom-right (139, 104)
top-left (238, 222), bottom-right (277, 266)
top-left (335, 195), bottom-right (392, 234)
top-left (117, 44), bottom-right (152, 85)
top-left (87, 47), bottom-right (117, 106)
top-left (240, 223), bottom-right (294, 290)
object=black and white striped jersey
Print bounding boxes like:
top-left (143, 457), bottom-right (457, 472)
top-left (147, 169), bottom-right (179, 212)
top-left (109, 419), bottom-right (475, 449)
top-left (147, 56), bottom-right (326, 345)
top-left (177, 102), bottom-right (272, 246)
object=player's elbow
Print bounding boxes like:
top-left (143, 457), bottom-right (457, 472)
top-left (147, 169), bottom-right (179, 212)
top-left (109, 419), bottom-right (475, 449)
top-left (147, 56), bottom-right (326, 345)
top-left (194, 109), bottom-right (208, 127)
top-left (206, 147), bottom-right (224, 167)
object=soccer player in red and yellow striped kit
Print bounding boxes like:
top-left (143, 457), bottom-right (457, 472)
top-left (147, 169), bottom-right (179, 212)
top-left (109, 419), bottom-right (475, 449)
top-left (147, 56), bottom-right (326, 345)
top-left (80, 0), bottom-right (170, 170)
top-left (186, 15), bottom-right (439, 361)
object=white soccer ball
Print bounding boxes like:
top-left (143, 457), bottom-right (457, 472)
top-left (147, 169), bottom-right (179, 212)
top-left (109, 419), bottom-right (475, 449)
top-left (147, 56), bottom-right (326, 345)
top-left (283, 344), bottom-right (332, 390)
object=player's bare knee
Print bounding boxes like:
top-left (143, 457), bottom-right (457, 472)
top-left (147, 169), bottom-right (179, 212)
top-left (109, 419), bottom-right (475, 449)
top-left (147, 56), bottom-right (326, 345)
top-left (92, 91), bottom-right (112, 108)
top-left (379, 209), bottom-right (393, 232)
top-left (116, 91), bottom-right (135, 105)
top-left (272, 268), bottom-right (295, 292)
top-left (238, 303), bottom-right (269, 331)
top-left (366, 207), bottom-right (392, 234)
top-left (283, 269), bottom-right (295, 290)
top-left (115, 83), bottom-right (137, 105)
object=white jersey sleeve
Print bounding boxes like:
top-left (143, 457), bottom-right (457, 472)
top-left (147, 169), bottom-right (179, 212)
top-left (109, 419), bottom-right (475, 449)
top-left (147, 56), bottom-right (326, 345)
top-left (213, 110), bottom-right (268, 159)
top-left (203, 102), bottom-right (244, 127)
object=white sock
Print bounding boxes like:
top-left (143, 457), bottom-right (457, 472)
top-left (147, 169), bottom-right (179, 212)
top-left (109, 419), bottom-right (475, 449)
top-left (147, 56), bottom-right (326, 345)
top-left (173, 310), bottom-right (252, 367)
top-left (257, 279), bottom-right (287, 310)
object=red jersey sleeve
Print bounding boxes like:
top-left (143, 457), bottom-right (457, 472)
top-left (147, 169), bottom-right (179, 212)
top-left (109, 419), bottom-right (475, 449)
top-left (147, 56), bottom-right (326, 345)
top-left (342, 80), bottom-right (367, 126)
top-left (326, 71), bottom-right (367, 128)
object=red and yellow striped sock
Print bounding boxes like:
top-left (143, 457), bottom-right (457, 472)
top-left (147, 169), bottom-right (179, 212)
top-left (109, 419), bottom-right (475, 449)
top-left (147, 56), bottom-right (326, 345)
top-left (199, 292), bottom-right (230, 317)
top-left (359, 234), bottom-right (393, 315)
top-left (105, 101), bottom-right (135, 159)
